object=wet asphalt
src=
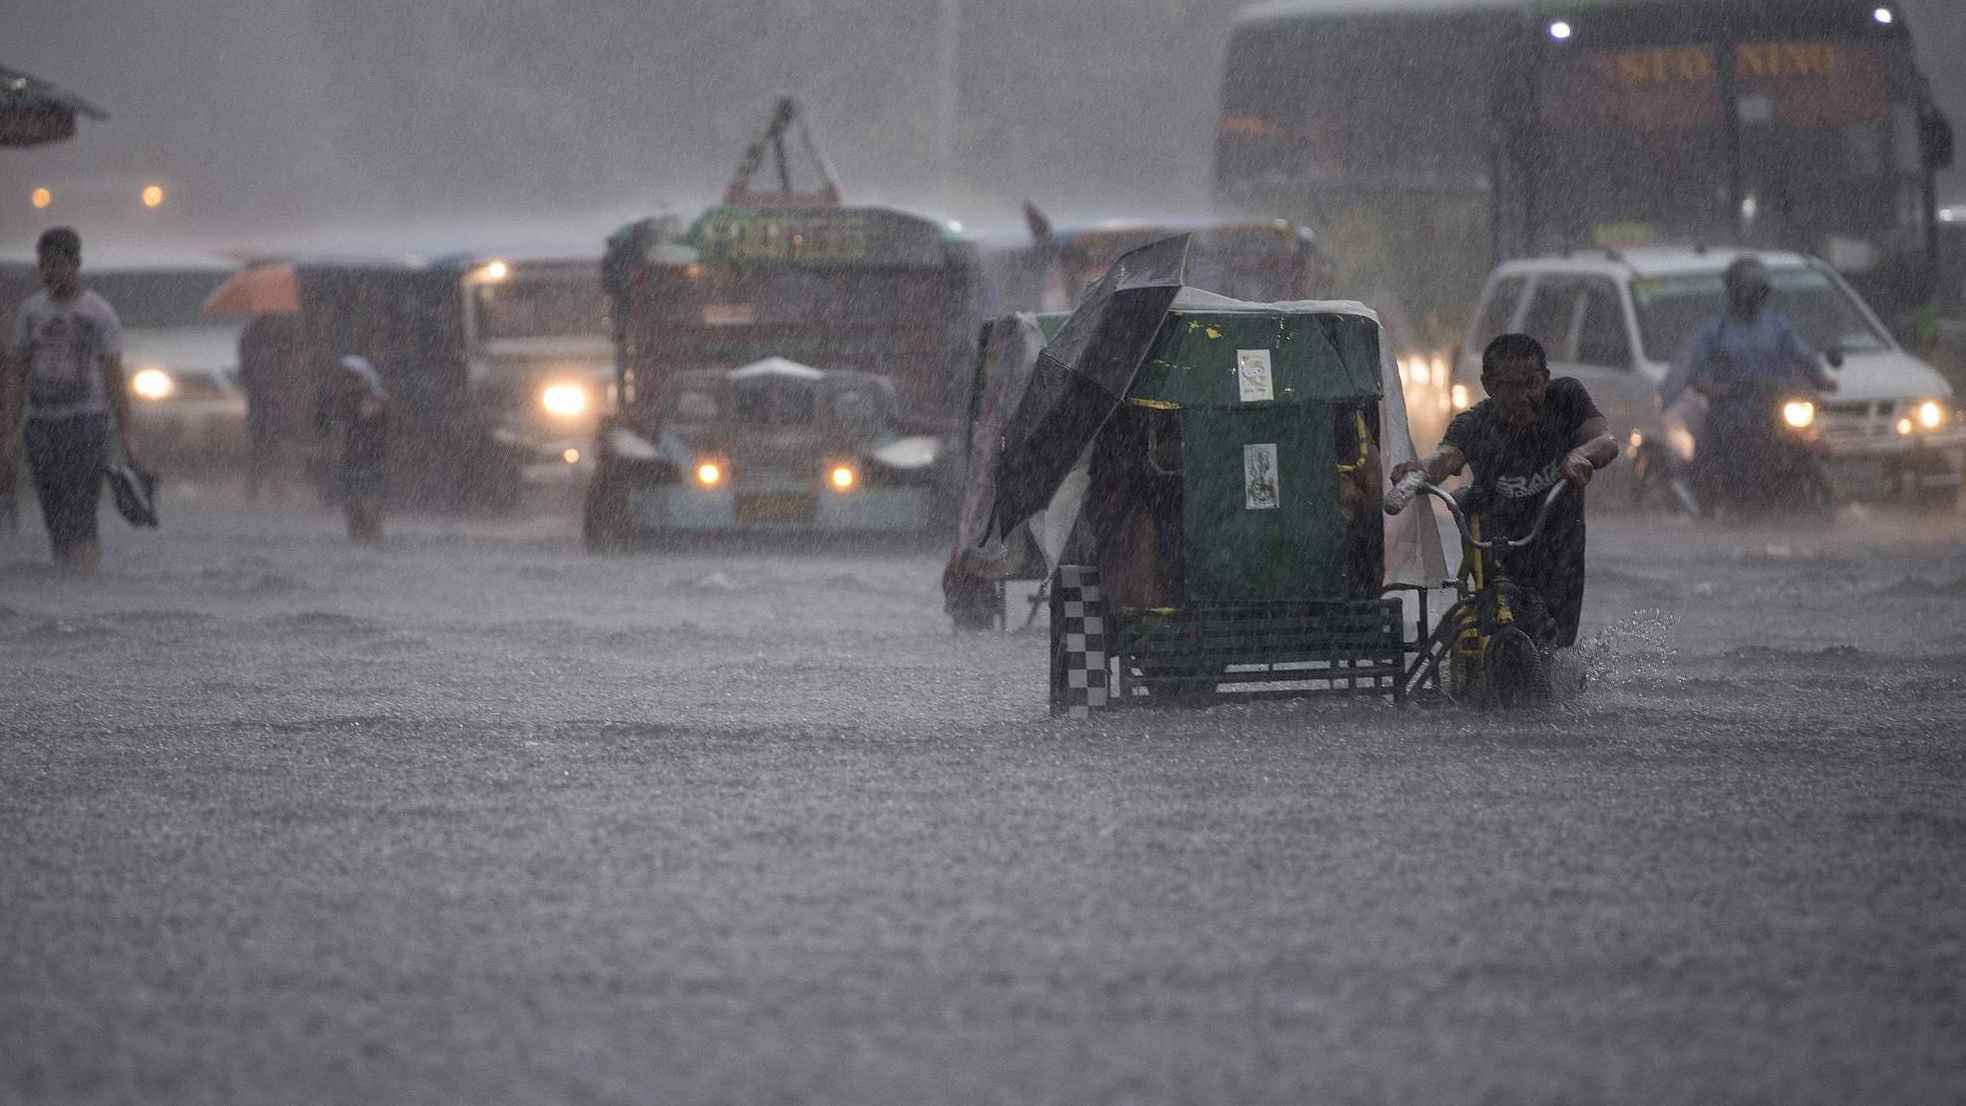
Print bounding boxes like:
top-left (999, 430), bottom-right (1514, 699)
top-left (2, 487), bottom-right (1962, 1104)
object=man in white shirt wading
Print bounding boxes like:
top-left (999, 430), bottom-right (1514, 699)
top-left (2, 227), bottom-right (139, 573)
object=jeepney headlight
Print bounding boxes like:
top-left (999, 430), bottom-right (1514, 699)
top-left (1916, 399), bottom-right (1945, 430)
top-left (1450, 383), bottom-right (1471, 410)
top-left (693, 460), bottom-right (725, 488)
top-left (541, 383), bottom-right (589, 418)
top-left (1782, 400), bottom-right (1816, 429)
top-left (131, 367), bottom-right (175, 401)
top-left (827, 463), bottom-right (858, 493)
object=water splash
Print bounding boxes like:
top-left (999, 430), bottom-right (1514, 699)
top-left (1571, 608), bottom-right (1678, 689)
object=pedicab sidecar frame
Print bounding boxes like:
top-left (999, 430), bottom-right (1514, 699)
top-left (1018, 287), bottom-right (1434, 715)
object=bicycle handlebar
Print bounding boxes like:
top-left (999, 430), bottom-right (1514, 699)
top-left (1385, 474), bottom-right (1570, 552)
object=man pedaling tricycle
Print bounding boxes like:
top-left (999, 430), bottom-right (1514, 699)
top-left (1390, 333), bottom-right (1620, 657)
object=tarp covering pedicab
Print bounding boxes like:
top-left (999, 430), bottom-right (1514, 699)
top-left (943, 311), bottom-right (1060, 629)
top-left (970, 234), bottom-right (1446, 711)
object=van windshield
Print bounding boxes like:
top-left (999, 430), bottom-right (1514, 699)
top-left (1630, 267), bottom-right (1888, 364)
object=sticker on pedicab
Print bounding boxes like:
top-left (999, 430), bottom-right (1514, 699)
top-left (1236, 349), bottom-right (1274, 403)
top-left (1244, 443), bottom-right (1280, 510)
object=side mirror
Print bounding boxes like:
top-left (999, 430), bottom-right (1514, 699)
top-left (1825, 345), bottom-right (1845, 370)
top-left (1922, 103), bottom-right (1955, 171)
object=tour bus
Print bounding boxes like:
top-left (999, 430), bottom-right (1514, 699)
top-left (1216, 0), bottom-right (1956, 430)
top-left (582, 204), bottom-right (981, 547)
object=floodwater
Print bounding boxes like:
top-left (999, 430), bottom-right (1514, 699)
top-left (2, 487), bottom-right (1963, 1104)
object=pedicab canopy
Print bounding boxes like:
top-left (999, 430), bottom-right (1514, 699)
top-left (986, 234), bottom-right (1445, 598)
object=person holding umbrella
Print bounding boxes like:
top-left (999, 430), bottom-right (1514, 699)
top-left (202, 262), bottom-right (305, 501)
top-left (320, 354), bottom-right (389, 545)
top-left (2, 227), bottom-right (138, 572)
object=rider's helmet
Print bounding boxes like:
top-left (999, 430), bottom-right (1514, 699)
top-left (1724, 255), bottom-right (1772, 318)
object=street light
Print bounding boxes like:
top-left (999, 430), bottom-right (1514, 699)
top-left (30, 187), bottom-right (51, 209)
top-left (140, 184), bottom-right (165, 208)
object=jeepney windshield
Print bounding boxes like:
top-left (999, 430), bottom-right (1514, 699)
top-left (1632, 266), bottom-right (1890, 363)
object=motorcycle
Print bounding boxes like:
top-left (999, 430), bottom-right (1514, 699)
top-left (1682, 385), bottom-right (1835, 520)
top-left (1652, 347), bottom-right (1843, 521)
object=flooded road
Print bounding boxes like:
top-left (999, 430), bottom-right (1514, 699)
top-left (3, 492), bottom-right (1963, 1104)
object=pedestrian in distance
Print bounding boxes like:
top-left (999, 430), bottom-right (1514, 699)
top-left (0, 227), bottom-right (139, 573)
top-left (236, 312), bottom-right (302, 502)
top-left (322, 354), bottom-right (389, 545)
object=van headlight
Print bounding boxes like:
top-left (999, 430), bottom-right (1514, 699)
top-left (1782, 400), bottom-right (1816, 429)
top-left (131, 367), bottom-right (175, 401)
top-left (1916, 399), bottom-right (1946, 431)
top-left (540, 383), bottom-right (589, 418)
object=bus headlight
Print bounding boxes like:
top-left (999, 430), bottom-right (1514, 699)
top-left (693, 459), bottom-right (725, 488)
top-left (541, 383), bottom-right (589, 418)
top-left (1916, 399), bottom-right (1946, 431)
top-left (1782, 400), bottom-right (1816, 430)
top-left (131, 367), bottom-right (175, 401)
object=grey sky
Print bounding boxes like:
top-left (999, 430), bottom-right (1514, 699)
top-left (4, 0), bottom-right (1961, 258)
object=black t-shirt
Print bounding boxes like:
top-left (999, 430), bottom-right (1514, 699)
top-left (1442, 377), bottom-right (1600, 644)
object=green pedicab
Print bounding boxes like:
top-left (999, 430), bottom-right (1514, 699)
top-left (978, 235), bottom-right (1448, 713)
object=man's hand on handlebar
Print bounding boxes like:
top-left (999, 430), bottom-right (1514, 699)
top-left (1559, 451), bottom-right (1595, 489)
top-left (1390, 444), bottom-right (1465, 489)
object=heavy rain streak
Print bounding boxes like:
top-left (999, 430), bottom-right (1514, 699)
top-left (6, 1), bottom-right (1966, 1102)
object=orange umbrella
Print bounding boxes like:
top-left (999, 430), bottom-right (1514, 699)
top-left (202, 262), bottom-right (300, 317)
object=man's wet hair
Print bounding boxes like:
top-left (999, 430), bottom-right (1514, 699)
top-left (1481, 332), bottom-right (1548, 378)
top-left (36, 226), bottom-right (81, 260)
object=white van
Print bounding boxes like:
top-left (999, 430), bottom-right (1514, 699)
top-left (1450, 248), bottom-right (1966, 508)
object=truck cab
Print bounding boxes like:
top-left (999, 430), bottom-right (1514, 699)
top-left (457, 256), bottom-right (614, 493)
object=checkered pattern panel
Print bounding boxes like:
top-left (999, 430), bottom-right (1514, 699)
top-left (1049, 564), bottom-right (1108, 717)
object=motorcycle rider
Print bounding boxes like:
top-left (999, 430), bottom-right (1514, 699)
top-left (1659, 256), bottom-right (1837, 508)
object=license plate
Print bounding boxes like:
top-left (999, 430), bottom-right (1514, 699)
top-left (735, 493), bottom-right (815, 523)
top-left (1827, 457), bottom-right (1889, 493)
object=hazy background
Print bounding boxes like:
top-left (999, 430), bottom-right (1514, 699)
top-left (5, 0), bottom-right (1963, 258)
